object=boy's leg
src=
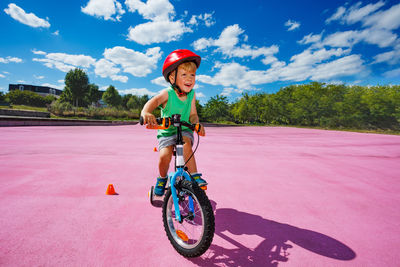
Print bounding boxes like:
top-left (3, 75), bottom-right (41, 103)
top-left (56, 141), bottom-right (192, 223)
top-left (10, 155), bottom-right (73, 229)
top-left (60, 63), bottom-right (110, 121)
top-left (154, 145), bottom-right (173, 196)
top-left (159, 145), bottom-right (173, 177)
top-left (183, 136), bottom-right (207, 187)
top-left (183, 136), bottom-right (197, 173)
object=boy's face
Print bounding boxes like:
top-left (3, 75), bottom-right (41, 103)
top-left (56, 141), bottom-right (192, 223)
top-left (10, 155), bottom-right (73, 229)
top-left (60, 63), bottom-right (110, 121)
top-left (170, 66), bottom-right (196, 93)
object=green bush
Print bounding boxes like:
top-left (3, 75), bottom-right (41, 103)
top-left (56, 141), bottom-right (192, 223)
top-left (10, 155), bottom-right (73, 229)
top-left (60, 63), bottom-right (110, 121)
top-left (48, 100), bottom-right (139, 120)
top-left (6, 90), bottom-right (56, 107)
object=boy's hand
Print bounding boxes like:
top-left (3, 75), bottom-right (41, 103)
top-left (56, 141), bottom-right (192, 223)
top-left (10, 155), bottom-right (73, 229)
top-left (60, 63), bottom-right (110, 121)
top-left (195, 123), bottom-right (206, 136)
top-left (141, 112), bottom-right (157, 126)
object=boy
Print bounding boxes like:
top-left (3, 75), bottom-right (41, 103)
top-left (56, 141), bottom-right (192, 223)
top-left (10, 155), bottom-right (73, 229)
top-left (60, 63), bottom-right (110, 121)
top-left (141, 49), bottom-right (207, 196)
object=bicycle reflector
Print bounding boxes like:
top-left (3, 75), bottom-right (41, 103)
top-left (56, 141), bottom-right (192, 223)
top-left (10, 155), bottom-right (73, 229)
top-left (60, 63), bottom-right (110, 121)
top-left (176, 230), bottom-right (189, 242)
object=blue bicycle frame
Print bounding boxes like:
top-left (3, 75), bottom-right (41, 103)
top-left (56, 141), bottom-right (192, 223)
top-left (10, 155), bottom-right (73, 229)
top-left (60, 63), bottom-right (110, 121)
top-left (169, 167), bottom-right (195, 223)
top-left (168, 114), bottom-right (196, 223)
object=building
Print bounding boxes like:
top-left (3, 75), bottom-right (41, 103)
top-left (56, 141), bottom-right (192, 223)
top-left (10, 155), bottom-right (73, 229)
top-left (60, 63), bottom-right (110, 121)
top-left (9, 84), bottom-right (63, 98)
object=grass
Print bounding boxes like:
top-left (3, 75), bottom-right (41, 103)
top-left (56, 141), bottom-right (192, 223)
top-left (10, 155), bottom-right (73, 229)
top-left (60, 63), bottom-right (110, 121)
top-left (3, 104), bottom-right (399, 135)
top-left (0, 104), bottom-right (48, 112)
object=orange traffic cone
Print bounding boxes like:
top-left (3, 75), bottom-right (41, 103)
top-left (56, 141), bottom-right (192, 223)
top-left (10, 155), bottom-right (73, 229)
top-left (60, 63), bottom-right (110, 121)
top-left (106, 184), bottom-right (117, 195)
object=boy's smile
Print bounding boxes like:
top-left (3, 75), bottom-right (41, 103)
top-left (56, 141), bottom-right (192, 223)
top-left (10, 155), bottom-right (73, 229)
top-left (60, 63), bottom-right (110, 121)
top-left (174, 67), bottom-right (196, 93)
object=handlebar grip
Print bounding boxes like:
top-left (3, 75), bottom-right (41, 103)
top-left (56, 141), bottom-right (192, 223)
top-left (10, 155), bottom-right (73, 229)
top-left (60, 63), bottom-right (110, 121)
top-left (145, 117), bottom-right (170, 130)
top-left (195, 123), bottom-right (205, 136)
top-left (139, 116), bottom-right (144, 125)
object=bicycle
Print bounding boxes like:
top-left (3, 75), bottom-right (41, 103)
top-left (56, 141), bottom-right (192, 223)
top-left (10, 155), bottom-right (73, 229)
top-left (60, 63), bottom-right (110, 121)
top-left (139, 114), bottom-right (215, 258)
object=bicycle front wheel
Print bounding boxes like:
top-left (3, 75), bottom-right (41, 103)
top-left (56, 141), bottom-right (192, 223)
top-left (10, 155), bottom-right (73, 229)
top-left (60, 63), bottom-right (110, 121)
top-left (162, 179), bottom-right (215, 257)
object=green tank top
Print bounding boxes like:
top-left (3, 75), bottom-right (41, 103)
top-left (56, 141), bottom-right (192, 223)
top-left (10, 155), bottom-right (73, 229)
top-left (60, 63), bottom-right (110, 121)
top-left (157, 87), bottom-right (194, 138)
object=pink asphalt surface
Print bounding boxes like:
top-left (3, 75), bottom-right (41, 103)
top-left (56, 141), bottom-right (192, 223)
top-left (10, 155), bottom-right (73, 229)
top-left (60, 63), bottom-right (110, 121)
top-left (1, 125), bottom-right (399, 266)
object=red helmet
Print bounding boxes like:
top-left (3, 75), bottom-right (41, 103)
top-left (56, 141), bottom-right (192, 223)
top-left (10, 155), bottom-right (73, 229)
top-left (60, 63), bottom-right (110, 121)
top-left (162, 49), bottom-right (201, 83)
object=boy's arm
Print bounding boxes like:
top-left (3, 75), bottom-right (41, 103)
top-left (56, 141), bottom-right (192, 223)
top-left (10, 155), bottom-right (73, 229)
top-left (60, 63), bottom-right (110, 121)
top-left (140, 90), bottom-right (168, 125)
top-left (189, 92), bottom-right (199, 123)
top-left (189, 92), bottom-right (205, 135)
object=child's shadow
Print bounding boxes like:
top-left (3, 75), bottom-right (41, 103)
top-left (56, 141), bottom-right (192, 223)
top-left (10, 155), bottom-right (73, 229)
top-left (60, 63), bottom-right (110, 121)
top-left (191, 201), bottom-right (356, 266)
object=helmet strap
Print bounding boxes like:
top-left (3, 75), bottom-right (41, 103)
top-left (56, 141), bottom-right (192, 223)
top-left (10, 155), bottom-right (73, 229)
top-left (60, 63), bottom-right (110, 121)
top-left (171, 69), bottom-right (186, 96)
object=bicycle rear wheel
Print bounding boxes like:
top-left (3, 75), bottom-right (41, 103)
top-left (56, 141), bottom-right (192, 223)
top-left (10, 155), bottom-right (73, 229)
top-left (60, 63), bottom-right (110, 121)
top-left (162, 179), bottom-right (215, 257)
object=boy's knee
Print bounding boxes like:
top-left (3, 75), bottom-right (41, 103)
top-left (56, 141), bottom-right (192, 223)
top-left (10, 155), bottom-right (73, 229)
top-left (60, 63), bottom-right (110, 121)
top-left (183, 136), bottom-right (193, 147)
top-left (159, 147), bottom-right (173, 163)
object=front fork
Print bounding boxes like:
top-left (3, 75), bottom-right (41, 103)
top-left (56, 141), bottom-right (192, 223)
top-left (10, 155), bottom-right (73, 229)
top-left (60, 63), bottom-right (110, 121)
top-left (169, 167), bottom-right (195, 223)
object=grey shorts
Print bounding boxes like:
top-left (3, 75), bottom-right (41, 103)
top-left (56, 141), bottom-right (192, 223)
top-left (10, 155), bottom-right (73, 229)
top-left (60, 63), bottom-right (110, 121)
top-left (158, 130), bottom-right (194, 151)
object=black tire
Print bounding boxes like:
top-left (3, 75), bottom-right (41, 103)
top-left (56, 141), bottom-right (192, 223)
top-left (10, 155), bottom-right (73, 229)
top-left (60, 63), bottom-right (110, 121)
top-left (162, 179), bottom-right (215, 257)
top-left (149, 186), bottom-right (155, 205)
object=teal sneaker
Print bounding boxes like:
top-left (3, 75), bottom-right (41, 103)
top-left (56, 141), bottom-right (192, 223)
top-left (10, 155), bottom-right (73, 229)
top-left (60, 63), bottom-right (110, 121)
top-left (192, 173), bottom-right (208, 188)
top-left (154, 176), bottom-right (168, 196)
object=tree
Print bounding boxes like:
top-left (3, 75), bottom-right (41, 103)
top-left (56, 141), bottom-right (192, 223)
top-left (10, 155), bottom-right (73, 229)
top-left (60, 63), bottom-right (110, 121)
top-left (139, 95), bottom-right (149, 109)
top-left (127, 95), bottom-right (140, 110)
top-left (0, 92), bottom-right (5, 102)
top-left (203, 95), bottom-right (231, 122)
top-left (64, 68), bottom-right (89, 107)
top-left (195, 100), bottom-right (204, 121)
top-left (122, 94), bottom-right (132, 110)
top-left (102, 85), bottom-right (121, 107)
top-left (86, 83), bottom-right (101, 105)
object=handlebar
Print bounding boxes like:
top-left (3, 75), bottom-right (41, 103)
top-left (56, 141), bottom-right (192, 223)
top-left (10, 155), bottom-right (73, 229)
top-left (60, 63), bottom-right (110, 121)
top-left (139, 114), bottom-right (204, 136)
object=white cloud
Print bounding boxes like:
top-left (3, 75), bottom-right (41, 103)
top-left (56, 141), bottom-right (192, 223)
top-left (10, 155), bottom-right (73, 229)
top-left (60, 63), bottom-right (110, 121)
top-left (151, 76), bottom-right (169, 87)
top-left (326, 6), bottom-right (346, 24)
top-left (309, 28), bottom-right (397, 49)
top-left (31, 47), bottom-right (161, 80)
top-left (345, 1), bottom-right (385, 24)
top-left (4, 3), bottom-right (50, 28)
top-left (327, 1), bottom-right (386, 25)
top-left (33, 52), bottom-right (96, 72)
top-left (81, 0), bottom-right (125, 21)
top-left (322, 2), bottom-right (399, 49)
top-left (280, 48), bottom-right (350, 81)
top-left (363, 3), bottom-right (400, 30)
top-left (285, 20), bottom-right (300, 31)
top-left (41, 83), bottom-right (63, 89)
top-left (383, 67), bottom-right (400, 78)
top-left (373, 44), bottom-right (400, 65)
top-left (198, 62), bottom-right (269, 89)
top-left (47, 53), bottom-right (96, 67)
top-left (119, 88), bottom-right (157, 96)
top-left (0, 74), bottom-right (5, 78)
top-left (94, 59), bottom-right (128, 82)
top-left (322, 30), bottom-right (361, 48)
top-left (52, 30), bottom-right (59, 36)
top-left (198, 47), bottom-right (365, 92)
top-left (32, 49), bottom-right (46, 55)
top-left (127, 20), bottom-right (191, 45)
top-left (34, 75), bottom-right (45, 79)
top-left (193, 24), bottom-right (280, 64)
top-left (103, 46), bottom-right (162, 77)
top-left (125, 0), bottom-right (174, 21)
top-left (310, 54), bottom-right (365, 80)
top-left (192, 38), bottom-right (213, 51)
top-left (195, 91), bottom-right (205, 98)
top-left (298, 33), bottom-right (323, 45)
top-left (325, 1), bottom-right (386, 25)
top-left (359, 28), bottom-right (397, 48)
top-left (188, 13), bottom-right (215, 27)
top-left (125, 0), bottom-right (192, 44)
top-left (0, 56), bottom-right (23, 63)
top-left (220, 87), bottom-right (243, 97)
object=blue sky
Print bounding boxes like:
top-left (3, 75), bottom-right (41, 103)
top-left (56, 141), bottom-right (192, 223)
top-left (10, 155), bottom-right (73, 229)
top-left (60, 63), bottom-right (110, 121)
top-left (1, 0), bottom-right (400, 103)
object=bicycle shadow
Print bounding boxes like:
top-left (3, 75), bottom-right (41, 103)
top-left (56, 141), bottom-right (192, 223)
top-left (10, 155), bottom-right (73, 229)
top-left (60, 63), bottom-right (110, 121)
top-left (190, 201), bottom-right (356, 266)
